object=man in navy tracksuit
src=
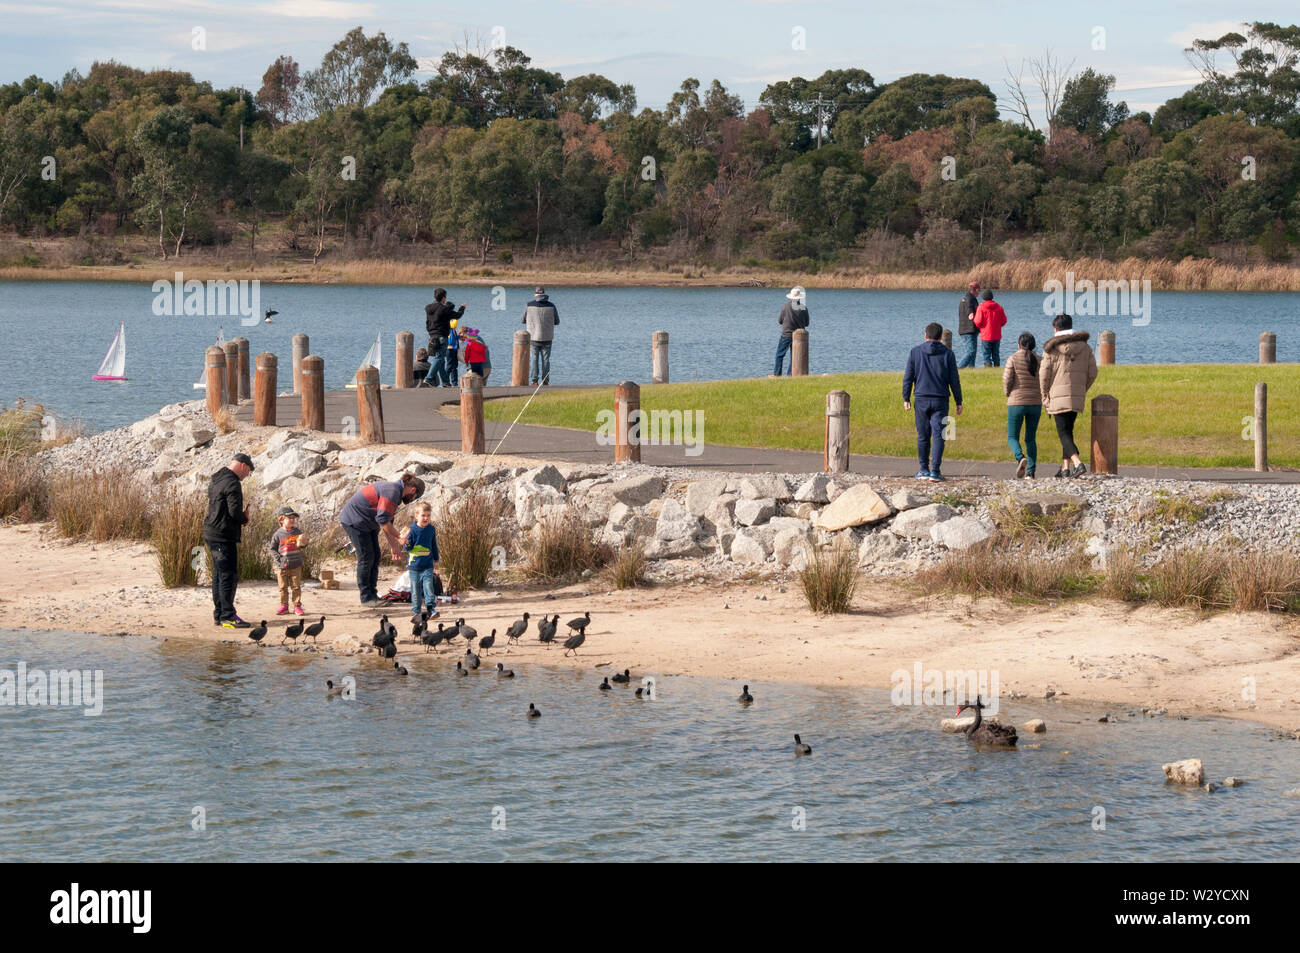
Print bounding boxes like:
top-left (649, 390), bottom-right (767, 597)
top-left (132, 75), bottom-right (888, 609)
top-left (902, 322), bottom-right (963, 482)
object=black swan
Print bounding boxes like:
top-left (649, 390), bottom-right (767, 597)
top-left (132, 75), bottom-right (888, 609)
top-left (955, 696), bottom-right (1018, 747)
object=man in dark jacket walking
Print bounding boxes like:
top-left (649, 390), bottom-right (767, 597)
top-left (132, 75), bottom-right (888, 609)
top-left (521, 287), bottom-right (559, 385)
top-left (204, 452), bottom-right (253, 627)
top-left (423, 288), bottom-right (466, 387)
top-left (903, 323), bottom-right (963, 482)
top-left (957, 280), bottom-right (980, 369)
top-left (772, 286), bottom-right (809, 376)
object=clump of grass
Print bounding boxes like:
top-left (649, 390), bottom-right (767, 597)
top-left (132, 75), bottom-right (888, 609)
top-left (1140, 490), bottom-right (1210, 525)
top-left (523, 507), bottom-right (613, 582)
top-left (608, 541), bottom-right (649, 589)
top-left (1225, 549), bottom-right (1300, 613)
top-left (438, 488), bottom-right (506, 591)
top-left (0, 457), bottom-right (51, 522)
top-left (919, 540), bottom-right (1096, 601)
top-left (234, 499), bottom-right (281, 582)
top-left (989, 495), bottom-right (1085, 544)
top-left (0, 400), bottom-right (44, 459)
top-left (152, 493), bottom-right (207, 588)
top-left (1145, 547), bottom-right (1226, 609)
top-left (799, 541), bottom-right (860, 613)
top-left (51, 471), bottom-right (153, 541)
top-left (213, 406), bottom-right (238, 434)
top-left (934, 491), bottom-right (974, 509)
top-left (1100, 546), bottom-right (1146, 602)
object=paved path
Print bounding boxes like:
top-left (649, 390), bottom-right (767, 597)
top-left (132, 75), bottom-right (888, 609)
top-left (235, 385), bottom-right (1298, 484)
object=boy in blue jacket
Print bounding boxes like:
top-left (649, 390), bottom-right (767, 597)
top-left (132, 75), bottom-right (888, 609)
top-left (902, 322), bottom-right (963, 482)
top-left (400, 501), bottom-right (440, 621)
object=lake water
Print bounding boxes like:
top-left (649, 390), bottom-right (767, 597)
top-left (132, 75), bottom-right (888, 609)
top-left (2, 628), bottom-right (1296, 862)
top-left (1, 280), bottom-right (1297, 432)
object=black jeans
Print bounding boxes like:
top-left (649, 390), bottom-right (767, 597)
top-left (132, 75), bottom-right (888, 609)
top-left (343, 524), bottom-right (381, 603)
top-left (1054, 411), bottom-right (1080, 459)
top-left (207, 540), bottom-right (239, 622)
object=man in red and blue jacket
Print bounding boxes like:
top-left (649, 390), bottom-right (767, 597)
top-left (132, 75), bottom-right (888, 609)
top-left (338, 475), bottom-right (425, 607)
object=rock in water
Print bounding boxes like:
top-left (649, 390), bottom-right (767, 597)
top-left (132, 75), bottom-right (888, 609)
top-left (1162, 758), bottom-right (1205, 785)
top-left (941, 715), bottom-right (976, 733)
top-left (1022, 718), bottom-right (1046, 733)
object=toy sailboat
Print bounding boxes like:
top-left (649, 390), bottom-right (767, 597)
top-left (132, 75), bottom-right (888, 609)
top-left (93, 322), bottom-right (127, 380)
top-left (193, 326), bottom-right (225, 389)
top-left (345, 333), bottom-right (382, 388)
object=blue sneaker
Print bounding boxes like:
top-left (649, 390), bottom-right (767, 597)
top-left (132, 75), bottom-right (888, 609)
top-left (929, 472), bottom-right (946, 482)
top-left (914, 470), bottom-right (931, 480)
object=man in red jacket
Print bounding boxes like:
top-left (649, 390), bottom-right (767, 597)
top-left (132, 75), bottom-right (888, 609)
top-left (972, 290), bottom-right (1008, 368)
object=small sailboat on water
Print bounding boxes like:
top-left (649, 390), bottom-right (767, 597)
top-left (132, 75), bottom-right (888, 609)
top-left (93, 322), bottom-right (127, 381)
top-left (346, 333), bottom-right (382, 388)
top-left (193, 326), bottom-right (225, 389)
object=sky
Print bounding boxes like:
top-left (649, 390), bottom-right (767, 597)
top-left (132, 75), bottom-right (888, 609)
top-left (0, 1), bottom-right (1290, 122)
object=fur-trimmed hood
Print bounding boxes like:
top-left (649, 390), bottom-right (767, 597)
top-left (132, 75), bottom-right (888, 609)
top-left (1042, 329), bottom-right (1090, 354)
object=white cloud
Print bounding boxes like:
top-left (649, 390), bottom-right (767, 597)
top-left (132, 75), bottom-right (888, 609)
top-left (1166, 21), bottom-right (1247, 49)
top-left (257, 0), bottom-right (377, 18)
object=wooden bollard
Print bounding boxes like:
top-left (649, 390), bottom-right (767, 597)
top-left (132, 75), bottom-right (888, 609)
top-left (1099, 330), bottom-right (1115, 366)
top-left (205, 346), bottom-right (226, 416)
top-left (395, 331), bottom-right (414, 389)
top-left (940, 329), bottom-right (953, 350)
top-left (223, 340), bottom-right (239, 407)
top-left (791, 328), bottom-right (809, 376)
top-left (1090, 394), bottom-right (1119, 475)
top-left (355, 364), bottom-right (385, 443)
top-left (292, 333), bottom-right (309, 394)
top-left (824, 390), bottom-right (850, 473)
top-left (652, 331), bottom-right (669, 384)
top-left (253, 353), bottom-right (277, 426)
top-left (300, 355), bottom-right (324, 431)
top-left (1255, 382), bottom-right (1268, 472)
top-left (614, 381), bottom-right (641, 463)
top-left (1260, 332), bottom-right (1276, 364)
top-left (234, 337), bottom-right (251, 401)
top-left (460, 372), bottom-right (485, 454)
top-left (512, 330), bottom-right (530, 387)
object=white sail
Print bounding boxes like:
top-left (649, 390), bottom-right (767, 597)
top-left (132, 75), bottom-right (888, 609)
top-left (94, 323), bottom-right (127, 380)
top-left (193, 326), bottom-right (225, 389)
top-left (346, 333), bottom-right (383, 388)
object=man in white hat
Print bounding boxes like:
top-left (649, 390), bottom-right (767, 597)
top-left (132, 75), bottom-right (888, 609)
top-left (773, 286), bottom-right (809, 376)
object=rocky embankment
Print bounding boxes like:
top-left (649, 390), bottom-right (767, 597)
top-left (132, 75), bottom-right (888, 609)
top-left (37, 399), bottom-right (1300, 577)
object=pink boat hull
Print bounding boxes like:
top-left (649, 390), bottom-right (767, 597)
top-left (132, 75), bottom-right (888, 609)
top-left (92, 375), bottom-right (127, 381)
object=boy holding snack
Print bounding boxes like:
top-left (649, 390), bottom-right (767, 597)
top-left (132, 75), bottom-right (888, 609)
top-left (269, 506), bottom-right (305, 616)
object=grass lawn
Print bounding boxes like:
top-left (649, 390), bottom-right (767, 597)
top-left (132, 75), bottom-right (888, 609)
top-left (482, 364), bottom-right (1299, 468)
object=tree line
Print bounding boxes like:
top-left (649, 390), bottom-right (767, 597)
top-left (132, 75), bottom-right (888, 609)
top-left (1, 22), bottom-right (1298, 268)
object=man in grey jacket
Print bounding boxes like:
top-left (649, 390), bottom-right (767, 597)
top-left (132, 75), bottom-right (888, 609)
top-left (521, 287), bottom-right (559, 385)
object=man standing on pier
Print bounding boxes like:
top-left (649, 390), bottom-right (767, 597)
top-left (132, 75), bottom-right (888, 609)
top-left (522, 287), bottom-right (559, 385)
top-left (423, 288), bottom-right (465, 387)
top-left (204, 452), bottom-right (253, 628)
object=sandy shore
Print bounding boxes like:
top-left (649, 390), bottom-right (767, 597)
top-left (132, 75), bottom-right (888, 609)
top-left (2, 523), bottom-right (1297, 732)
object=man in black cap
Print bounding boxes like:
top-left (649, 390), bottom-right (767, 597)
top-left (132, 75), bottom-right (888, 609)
top-left (204, 452), bottom-right (253, 628)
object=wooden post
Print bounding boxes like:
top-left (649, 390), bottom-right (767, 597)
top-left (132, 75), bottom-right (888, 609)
top-left (824, 390), bottom-right (850, 473)
top-left (614, 381), bottom-right (641, 463)
top-left (223, 340), bottom-right (239, 407)
top-left (232, 337), bottom-right (250, 401)
top-left (940, 328), bottom-right (953, 350)
top-left (1090, 394), bottom-right (1119, 475)
top-left (1255, 382), bottom-right (1268, 472)
top-left (652, 331), bottom-right (669, 384)
top-left (791, 328), bottom-right (809, 376)
top-left (512, 330), bottom-right (530, 387)
top-left (356, 364), bottom-right (385, 443)
top-left (254, 353), bottom-right (277, 426)
top-left (300, 355), bottom-right (324, 431)
top-left (205, 346), bottom-right (226, 416)
top-left (395, 331), bottom-right (414, 389)
top-left (1259, 332), bottom-right (1276, 364)
top-left (292, 333), bottom-right (309, 395)
top-left (460, 372), bottom-right (485, 454)
top-left (1099, 330), bottom-right (1115, 366)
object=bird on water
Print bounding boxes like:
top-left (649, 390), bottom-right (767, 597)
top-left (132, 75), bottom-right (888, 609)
top-left (527, 703), bottom-right (541, 718)
top-left (496, 663), bottom-right (515, 679)
top-left (326, 680), bottom-right (344, 697)
top-left (612, 668), bottom-right (630, 684)
top-left (739, 685), bottom-right (754, 704)
top-left (599, 677), bottom-right (612, 691)
top-left (955, 696), bottom-right (1018, 747)
top-left (794, 734), bottom-right (812, 756)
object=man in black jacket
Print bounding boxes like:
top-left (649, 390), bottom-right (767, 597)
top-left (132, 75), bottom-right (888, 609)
top-left (204, 452), bottom-right (253, 627)
top-left (957, 280), bottom-right (980, 369)
top-left (423, 288), bottom-right (466, 386)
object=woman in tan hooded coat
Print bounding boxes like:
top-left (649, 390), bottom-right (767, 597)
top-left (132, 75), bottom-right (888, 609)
top-left (1039, 314), bottom-right (1097, 478)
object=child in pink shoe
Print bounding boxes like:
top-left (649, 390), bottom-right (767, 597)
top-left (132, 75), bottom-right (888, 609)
top-left (269, 506), bottom-right (306, 615)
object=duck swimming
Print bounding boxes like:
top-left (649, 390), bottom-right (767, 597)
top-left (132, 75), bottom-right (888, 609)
top-left (611, 668), bottom-right (630, 684)
top-left (527, 703), bottom-right (541, 718)
top-left (794, 734), bottom-right (812, 756)
top-left (326, 679), bottom-right (344, 697)
top-left (599, 677), bottom-right (612, 691)
top-left (955, 696), bottom-right (1018, 747)
top-left (496, 663), bottom-right (515, 678)
top-left (739, 685), bottom-right (753, 704)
